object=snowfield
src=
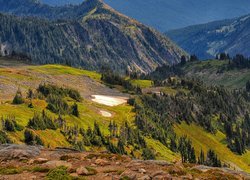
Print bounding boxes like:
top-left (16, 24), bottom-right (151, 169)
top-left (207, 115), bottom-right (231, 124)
top-left (91, 95), bottom-right (128, 106)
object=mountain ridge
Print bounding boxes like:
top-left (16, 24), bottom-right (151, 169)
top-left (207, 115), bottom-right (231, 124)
top-left (0, 0), bottom-right (187, 73)
top-left (166, 14), bottom-right (250, 59)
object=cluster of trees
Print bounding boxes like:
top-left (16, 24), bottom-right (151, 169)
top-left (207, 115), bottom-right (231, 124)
top-left (216, 52), bottom-right (230, 60)
top-left (27, 111), bottom-right (57, 130)
top-left (37, 84), bottom-right (81, 116)
top-left (228, 54), bottom-right (250, 69)
top-left (222, 113), bottom-right (250, 154)
top-left (37, 84), bottom-right (81, 102)
top-left (178, 136), bottom-right (196, 163)
top-left (0, 115), bottom-right (44, 145)
top-left (1, 116), bottom-right (23, 132)
top-left (198, 149), bottom-right (221, 167)
top-left (24, 129), bottom-right (44, 146)
top-left (60, 121), bottom-right (154, 159)
top-left (216, 54), bottom-right (250, 71)
top-left (101, 70), bottom-right (142, 94)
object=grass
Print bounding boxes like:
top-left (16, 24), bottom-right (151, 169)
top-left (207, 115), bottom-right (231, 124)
top-left (130, 79), bottom-right (152, 88)
top-left (145, 137), bottom-right (179, 162)
top-left (174, 122), bottom-right (250, 172)
top-left (28, 64), bottom-right (101, 81)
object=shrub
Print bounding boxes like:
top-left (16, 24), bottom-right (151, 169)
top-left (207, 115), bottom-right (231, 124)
top-left (46, 166), bottom-right (71, 180)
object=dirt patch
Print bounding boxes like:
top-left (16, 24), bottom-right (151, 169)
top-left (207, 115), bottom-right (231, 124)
top-left (91, 95), bottom-right (128, 106)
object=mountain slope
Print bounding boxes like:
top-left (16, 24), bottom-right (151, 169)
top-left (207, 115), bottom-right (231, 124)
top-left (0, 0), bottom-right (187, 73)
top-left (166, 15), bottom-right (250, 59)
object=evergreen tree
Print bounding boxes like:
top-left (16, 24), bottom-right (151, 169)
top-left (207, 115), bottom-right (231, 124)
top-left (246, 80), bottom-right (250, 92)
top-left (71, 103), bottom-right (79, 117)
top-left (142, 147), bottom-right (155, 160)
top-left (12, 88), bottom-right (24, 104)
top-left (198, 149), bottom-right (205, 164)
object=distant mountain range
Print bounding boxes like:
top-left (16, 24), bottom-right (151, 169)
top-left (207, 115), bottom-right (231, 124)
top-left (166, 15), bottom-right (250, 59)
top-left (0, 0), bottom-right (187, 73)
top-left (40, 0), bottom-right (250, 31)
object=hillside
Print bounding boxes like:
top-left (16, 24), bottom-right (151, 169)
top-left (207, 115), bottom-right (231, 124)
top-left (167, 14), bottom-right (250, 59)
top-left (0, 57), bottom-right (249, 174)
top-left (0, 0), bottom-right (187, 73)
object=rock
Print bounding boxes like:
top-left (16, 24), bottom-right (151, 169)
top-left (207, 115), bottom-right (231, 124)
top-left (30, 176), bottom-right (37, 180)
top-left (70, 173), bottom-right (78, 177)
top-left (95, 158), bottom-right (110, 166)
top-left (138, 175), bottom-right (151, 180)
top-left (181, 174), bottom-right (193, 179)
top-left (138, 168), bottom-right (147, 174)
top-left (154, 174), bottom-right (172, 180)
top-left (115, 162), bottom-right (121, 165)
top-left (0, 144), bottom-right (41, 161)
top-left (34, 158), bottom-right (48, 164)
top-left (76, 166), bottom-right (89, 175)
top-left (152, 171), bottom-right (165, 177)
top-left (120, 170), bottom-right (137, 180)
top-left (90, 163), bottom-right (97, 167)
top-left (41, 160), bottom-right (72, 169)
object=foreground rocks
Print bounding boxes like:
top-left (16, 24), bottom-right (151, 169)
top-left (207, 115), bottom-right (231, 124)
top-left (0, 144), bottom-right (248, 179)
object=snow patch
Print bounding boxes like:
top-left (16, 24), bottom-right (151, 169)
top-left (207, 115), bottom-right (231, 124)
top-left (91, 95), bottom-right (128, 106)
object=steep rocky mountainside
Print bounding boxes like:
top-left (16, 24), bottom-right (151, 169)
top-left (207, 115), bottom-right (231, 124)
top-left (0, 144), bottom-right (248, 179)
top-left (0, 0), bottom-right (187, 73)
top-left (166, 14), bottom-right (250, 59)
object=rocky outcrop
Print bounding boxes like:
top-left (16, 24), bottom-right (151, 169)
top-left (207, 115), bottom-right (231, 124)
top-left (0, 145), bottom-right (248, 179)
top-left (0, 144), bottom-right (41, 161)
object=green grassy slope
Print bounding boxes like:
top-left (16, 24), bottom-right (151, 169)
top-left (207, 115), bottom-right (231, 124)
top-left (182, 60), bottom-right (250, 89)
top-left (174, 122), bottom-right (250, 172)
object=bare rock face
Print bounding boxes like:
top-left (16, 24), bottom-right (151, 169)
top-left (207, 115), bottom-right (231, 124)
top-left (0, 144), bottom-right (41, 161)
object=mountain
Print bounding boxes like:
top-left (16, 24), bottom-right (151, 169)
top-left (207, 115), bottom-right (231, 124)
top-left (39, 0), bottom-right (250, 31)
top-left (0, 0), bottom-right (187, 73)
top-left (166, 15), bottom-right (250, 59)
top-left (104, 0), bottom-right (250, 32)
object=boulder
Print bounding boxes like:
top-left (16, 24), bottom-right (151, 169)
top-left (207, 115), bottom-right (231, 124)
top-left (95, 159), bottom-right (110, 166)
top-left (138, 168), bottom-right (147, 174)
top-left (34, 158), bottom-right (49, 164)
top-left (76, 166), bottom-right (89, 176)
top-left (138, 175), bottom-right (151, 180)
top-left (0, 144), bottom-right (41, 160)
top-left (120, 170), bottom-right (137, 180)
